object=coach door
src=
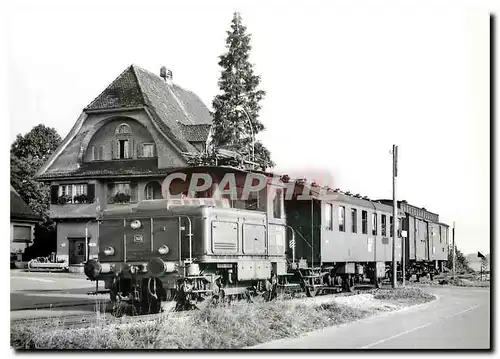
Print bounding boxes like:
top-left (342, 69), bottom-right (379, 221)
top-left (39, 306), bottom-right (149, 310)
top-left (415, 219), bottom-right (427, 261)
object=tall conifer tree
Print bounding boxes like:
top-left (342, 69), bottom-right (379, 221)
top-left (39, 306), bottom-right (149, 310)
top-left (210, 12), bottom-right (273, 169)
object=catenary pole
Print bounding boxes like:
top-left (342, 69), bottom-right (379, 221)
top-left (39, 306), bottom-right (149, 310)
top-left (392, 145), bottom-right (398, 288)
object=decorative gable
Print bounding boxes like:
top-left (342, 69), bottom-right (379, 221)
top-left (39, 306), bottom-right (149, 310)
top-left (36, 65), bottom-right (213, 180)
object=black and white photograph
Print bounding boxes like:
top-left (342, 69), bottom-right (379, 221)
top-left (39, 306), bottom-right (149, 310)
top-left (4, 0), bottom-right (493, 351)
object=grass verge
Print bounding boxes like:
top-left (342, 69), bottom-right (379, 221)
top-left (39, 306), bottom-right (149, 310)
top-left (373, 287), bottom-right (435, 303)
top-left (11, 288), bottom-right (436, 350)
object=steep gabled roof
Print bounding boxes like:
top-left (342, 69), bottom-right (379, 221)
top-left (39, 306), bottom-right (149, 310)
top-left (36, 65), bottom-right (213, 180)
top-left (84, 65), bottom-right (212, 152)
top-left (86, 66), bottom-right (146, 110)
top-left (10, 186), bottom-right (41, 221)
top-left (179, 123), bottom-right (212, 142)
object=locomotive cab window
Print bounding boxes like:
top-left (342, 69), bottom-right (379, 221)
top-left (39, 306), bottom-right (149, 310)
top-left (338, 206), bottom-right (345, 232)
top-left (272, 188), bottom-right (283, 219)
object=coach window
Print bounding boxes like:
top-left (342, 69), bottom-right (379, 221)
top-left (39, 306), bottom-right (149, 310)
top-left (362, 210), bottom-right (368, 234)
top-left (325, 203), bottom-right (333, 230)
top-left (351, 208), bottom-right (357, 233)
top-left (390, 217), bottom-right (394, 237)
top-left (338, 206), bottom-right (345, 232)
top-left (372, 213), bottom-right (378, 236)
top-left (381, 215), bottom-right (387, 236)
top-left (439, 227), bottom-right (442, 243)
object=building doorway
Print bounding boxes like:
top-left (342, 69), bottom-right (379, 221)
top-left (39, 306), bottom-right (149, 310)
top-left (68, 238), bottom-right (87, 265)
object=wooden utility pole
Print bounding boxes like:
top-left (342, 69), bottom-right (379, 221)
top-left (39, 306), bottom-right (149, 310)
top-left (392, 145), bottom-right (398, 288)
top-left (452, 221), bottom-right (456, 278)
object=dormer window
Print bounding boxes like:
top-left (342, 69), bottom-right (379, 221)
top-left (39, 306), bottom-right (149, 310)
top-left (142, 143), bottom-right (155, 158)
top-left (119, 140), bottom-right (129, 159)
top-left (92, 145), bottom-right (104, 160)
top-left (112, 123), bottom-right (133, 160)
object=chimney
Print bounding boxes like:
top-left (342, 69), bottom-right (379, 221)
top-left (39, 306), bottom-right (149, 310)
top-left (160, 66), bottom-right (173, 85)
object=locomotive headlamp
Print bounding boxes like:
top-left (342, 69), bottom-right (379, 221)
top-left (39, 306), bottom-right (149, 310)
top-left (103, 246), bottom-right (115, 256)
top-left (130, 220), bottom-right (142, 229)
top-left (158, 245), bottom-right (170, 255)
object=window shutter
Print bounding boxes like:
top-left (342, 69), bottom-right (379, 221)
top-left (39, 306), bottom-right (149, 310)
top-left (153, 144), bottom-right (156, 157)
top-left (50, 185), bottom-right (59, 204)
top-left (137, 143), bottom-right (142, 158)
top-left (116, 140), bottom-right (120, 159)
top-left (87, 184), bottom-right (95, 203)
top-left (130, 182), bottom-right (138, 203)
top-left (130, 139), bottom-right (136, 159)
top-left (110, 141), bottom-right (115, 159)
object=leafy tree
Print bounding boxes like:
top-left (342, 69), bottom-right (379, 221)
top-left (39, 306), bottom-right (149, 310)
top-left (480, 256), bottom-right (489, 272)
top-left (11, 124), bottom-right (61, 258)
top-left (210, 12), bottom-right (273, 170)
top-left (447, 245), bottom-right (472, 274)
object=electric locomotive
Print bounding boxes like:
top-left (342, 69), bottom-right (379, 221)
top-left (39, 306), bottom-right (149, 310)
top-left (84, 166), bottom-right (289, 313)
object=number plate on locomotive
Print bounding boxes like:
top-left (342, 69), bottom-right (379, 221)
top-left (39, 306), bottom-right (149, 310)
top-left (133, 235), bottom-right (143, 243)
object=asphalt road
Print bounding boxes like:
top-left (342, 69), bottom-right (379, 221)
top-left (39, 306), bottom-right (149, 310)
top-left (10, 270), bottom-right (108, 319)
top-left (251, 286), bottom-right (490, 350)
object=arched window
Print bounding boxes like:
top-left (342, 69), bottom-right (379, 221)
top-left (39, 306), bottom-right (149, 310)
top-left (145, 181), bottom-right (163, 200)
top-left (115, 123), bottom-right (131, 135)
top-left (113, 123), bottom-right (132, 159)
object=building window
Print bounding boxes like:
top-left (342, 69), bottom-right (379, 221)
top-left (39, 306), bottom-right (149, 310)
top-left (116, 123), bottom-right (131, 134)
top-left (338, 206), bottom-right (345, 232)
top-left (381, 215), bottom-right (387, 236)
top-left (351, 208), bottom-right (357, 233)
top-left (390, 216), bottom-right (394, 237)
top-left (372, 213), bottom-right (377, 235)
top-left (142, 143), bottom-right (155, 158)
top-left (58, 184), bottom-right (88, 204)
top-left (76, 242), bottom-right (85, 256)
top-left (325, 204), bottom-right (333, 230)
top-left (59, 184), bottom-right (73, 198)
top-left (362, 210), bottom-right (368, 234)
top-left (145, 181), bottom-right (162, 200)
top-left (119, 139), bottom-right (130, 159)
top-left (92, 145), bottom-right (104, 160)
top-left (273, 189), bottom-right (283, 219)
top-left (13, 225), bottom-right (32, 242)
top-left (108, 182), bottom-right (138, 204)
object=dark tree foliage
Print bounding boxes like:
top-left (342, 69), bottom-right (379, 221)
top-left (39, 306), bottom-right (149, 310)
top-left (11, 124), bottom-right (62, 259)
top-left (210, 12), bottom-right (274, 170)
top-left (447, 245), bottom-right (473, 274)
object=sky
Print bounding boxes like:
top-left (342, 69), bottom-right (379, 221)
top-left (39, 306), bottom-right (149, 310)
top-left (5, 0), bottom-right (494, 255)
